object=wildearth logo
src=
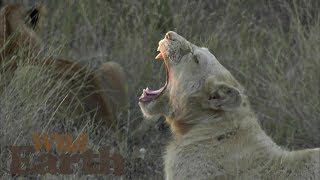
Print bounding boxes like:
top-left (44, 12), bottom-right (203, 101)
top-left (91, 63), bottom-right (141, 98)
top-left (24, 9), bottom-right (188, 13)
top-left (9, 133), bottom-right (124, 176)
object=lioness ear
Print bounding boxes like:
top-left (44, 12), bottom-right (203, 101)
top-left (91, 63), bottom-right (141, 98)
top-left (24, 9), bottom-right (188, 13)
top-left (26, 5), bottom-right (45, 30)
top-left (27, 8), bottom-right (39, 29)
top-left (207, 83), bottom-right (241, 110)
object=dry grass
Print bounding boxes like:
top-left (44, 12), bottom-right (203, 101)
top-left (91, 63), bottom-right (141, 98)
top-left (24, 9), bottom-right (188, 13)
top-left (0, 0), bottom-right (319, 179)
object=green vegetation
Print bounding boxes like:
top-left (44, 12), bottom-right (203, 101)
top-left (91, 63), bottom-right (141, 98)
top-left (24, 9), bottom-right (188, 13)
top-left (1, 0), bottom-right (319, 179)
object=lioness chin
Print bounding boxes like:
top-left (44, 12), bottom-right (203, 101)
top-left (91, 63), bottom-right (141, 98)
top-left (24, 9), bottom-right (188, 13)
top-left (139, 31), bottom-right (320, 180)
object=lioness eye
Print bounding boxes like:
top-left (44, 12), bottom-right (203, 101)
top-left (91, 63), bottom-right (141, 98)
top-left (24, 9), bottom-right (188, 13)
top-left (193, 54), bottom-right (199, 64)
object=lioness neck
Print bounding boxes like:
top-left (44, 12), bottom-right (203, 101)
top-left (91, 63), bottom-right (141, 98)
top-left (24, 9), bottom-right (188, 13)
top-left (168, 107), bottom-right (284, 155)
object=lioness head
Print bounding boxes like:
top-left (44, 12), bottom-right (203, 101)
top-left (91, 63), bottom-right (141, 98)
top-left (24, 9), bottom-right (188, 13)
top-left (0, 4), bottom-right (45, 57)
top-left (139, 31), bottom-right (247, 134)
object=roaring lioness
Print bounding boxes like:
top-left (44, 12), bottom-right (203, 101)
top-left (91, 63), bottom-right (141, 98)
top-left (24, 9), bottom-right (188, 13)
top-left (0, 4), bottom-right (127, 125)
top-left (139, 31), bottom-right (320, 179)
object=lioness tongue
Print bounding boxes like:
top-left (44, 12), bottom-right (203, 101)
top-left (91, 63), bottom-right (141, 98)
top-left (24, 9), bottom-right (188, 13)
top-left (139, 87), bottom-right (165, 102)
top-left (145, 87), bottom-right (165, 95)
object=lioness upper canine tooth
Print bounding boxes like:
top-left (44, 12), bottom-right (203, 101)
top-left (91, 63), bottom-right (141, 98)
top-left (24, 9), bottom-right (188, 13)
top-left (157, 46), bottom-right (160, 51)
top-left (155, 53), bottom-right (163, 60)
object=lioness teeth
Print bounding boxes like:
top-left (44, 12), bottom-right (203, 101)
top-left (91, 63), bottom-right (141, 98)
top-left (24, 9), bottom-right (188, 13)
top-left (155, 53), bottom-right (163, 60)
top-left (157, 46), bottom-right (160, 51)
top-left (142, 89), bottom-right (147, 97)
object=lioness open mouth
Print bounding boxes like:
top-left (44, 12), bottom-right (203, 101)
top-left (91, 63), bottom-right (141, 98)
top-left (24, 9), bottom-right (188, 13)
top-left (139, 37), bottom-right (170, 103)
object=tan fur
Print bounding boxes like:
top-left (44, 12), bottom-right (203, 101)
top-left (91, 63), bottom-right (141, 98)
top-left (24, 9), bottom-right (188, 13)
top-left (0, 4), bottom-right (43, 61)
top-left (0, 4), bottom-right (127, 125)
top-left (139, 31), bottom-right (320, 179)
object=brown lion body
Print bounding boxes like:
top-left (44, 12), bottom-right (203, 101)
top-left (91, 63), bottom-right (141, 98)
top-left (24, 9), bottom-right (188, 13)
top-left (0, 4), bottom-right (127, 125)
